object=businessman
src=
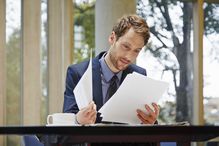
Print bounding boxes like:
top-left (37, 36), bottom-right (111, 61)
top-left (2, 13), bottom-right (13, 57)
top-left (63, 15), bottom-right (159, 145)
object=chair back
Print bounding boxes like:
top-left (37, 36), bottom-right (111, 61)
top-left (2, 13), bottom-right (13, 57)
top-left (22, 135), bottom-right (44, 146)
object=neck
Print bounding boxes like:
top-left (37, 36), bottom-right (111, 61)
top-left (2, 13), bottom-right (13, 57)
top-left (104, 52), bottom-right (119, 73)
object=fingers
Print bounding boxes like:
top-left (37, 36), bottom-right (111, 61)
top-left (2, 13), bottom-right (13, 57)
top-left (76, 101), bottom-right (97, 125)
top-left (136, 109), bottom-right (153, 124)
top-left (89, 110), bottom-right (97, 123)
top-left (84, 102), bottom-right (97, 123)
top-left (86, 106), bottom-right (97, 119)
top-left (145, 104), bottom-right (156, 118)
top-left (152, 103), bottom-right (160, 116)
top-left (136, 109), bottom-right (155, 124)
top-left (92, 102), bottom-right (97, 110)
top-left (136, 103), bottom-right (160, 124)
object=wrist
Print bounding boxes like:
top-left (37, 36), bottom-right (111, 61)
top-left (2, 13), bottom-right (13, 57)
top-left (75, 113), bottom-right (81, 124)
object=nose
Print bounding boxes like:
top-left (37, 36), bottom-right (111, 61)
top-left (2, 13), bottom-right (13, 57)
top-left (124, 51), bottom-right (135, 62)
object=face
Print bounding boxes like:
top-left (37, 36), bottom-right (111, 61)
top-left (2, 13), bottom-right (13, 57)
top-left (106, 28), bottom-right (145, 72)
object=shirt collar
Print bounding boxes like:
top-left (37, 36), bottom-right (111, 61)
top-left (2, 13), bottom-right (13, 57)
top-left (99, 53), bottom-right (122, 83)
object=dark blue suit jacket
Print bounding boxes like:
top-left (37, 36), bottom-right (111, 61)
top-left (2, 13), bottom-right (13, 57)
top-left (62, 52), bottom-right (158, 146)
top-left (63, 52), bottom-right (147, 123)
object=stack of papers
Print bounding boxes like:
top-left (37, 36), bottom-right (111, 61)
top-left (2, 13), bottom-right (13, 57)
top-left (99, 72), bottom-right (169, 124)
top-left (73, 58), bottom-right (93, 110)
top-left (73, 59), bottom-right (169, 124)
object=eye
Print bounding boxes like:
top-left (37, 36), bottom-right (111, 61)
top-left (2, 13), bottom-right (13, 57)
top-left (122, 44), bottom-right (130, 51)
top-left (123, 44), bottom-right (129, 49)
top-left (134, 49), bottom-right (141, 54)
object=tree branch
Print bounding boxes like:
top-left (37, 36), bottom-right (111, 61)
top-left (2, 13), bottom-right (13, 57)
top-left (154, 0), bottom-right (173, 32)
top-left (150, 26), bottom-right (168, 48)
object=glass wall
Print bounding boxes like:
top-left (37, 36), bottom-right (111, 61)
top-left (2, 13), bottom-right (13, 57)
top-left (136, 0), bottom-right (219, 126)
top-left (136, 0), bottom-right (194, 124)
top-left (203, 2), bottom-right (219, 125)
top-left (40, 0), bottom-right (48, 124)
top-left (5, 0), bottom-right (48, 145)
top-left (73, 0), bottom-right (95, 63)
top-left (6, 0), bottom-right (21, 145)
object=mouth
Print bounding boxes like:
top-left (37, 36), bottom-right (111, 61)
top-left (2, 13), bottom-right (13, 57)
top-left (120, 58), bottom-right (130, 65)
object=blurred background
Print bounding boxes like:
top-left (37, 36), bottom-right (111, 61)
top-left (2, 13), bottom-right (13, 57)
top-left (0, 0), bottom-right (219, 145)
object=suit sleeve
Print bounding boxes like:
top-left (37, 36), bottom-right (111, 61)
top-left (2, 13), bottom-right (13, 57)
top-left (63, 66), bottom-right (80, 114)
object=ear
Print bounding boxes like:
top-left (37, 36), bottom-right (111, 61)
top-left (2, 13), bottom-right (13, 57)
top-left (108, 31), bottom-right (116, 45)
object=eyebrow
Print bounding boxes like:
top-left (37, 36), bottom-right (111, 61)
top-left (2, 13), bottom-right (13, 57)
top-left (123, 42), bottom-right (142, 51)
top-left (123, 42), bottom-right (131, 47)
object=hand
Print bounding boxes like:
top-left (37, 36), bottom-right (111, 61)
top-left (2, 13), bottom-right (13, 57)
top-left (76, 101), bottom-right (97, 125)
top-left (136, 103), bottom-right (159, 124)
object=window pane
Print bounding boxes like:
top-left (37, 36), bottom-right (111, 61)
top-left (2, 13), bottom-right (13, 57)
top-left (6, 0), bottom-right (21, 145)
top-left (137, 0), bottom-right (194, 123)
top-left (73, 0), bottom-right (95, 63)
top-left (40, 0), bottom-right (48, 125)
top-left (203, 2), bottom-right (219, 125)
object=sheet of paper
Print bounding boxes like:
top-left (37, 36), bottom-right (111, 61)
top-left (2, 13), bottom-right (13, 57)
top-left (73, 58), bottom-right (92, 110)
top-left (99, 72), bottom-right (169, 124)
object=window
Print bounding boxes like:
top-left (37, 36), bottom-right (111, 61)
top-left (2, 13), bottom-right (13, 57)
top-left (203, 2), bottom-right (219, 125)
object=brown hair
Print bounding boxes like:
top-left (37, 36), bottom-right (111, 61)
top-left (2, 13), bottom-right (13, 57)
top-left (112, 14), bottom-right (150, 45)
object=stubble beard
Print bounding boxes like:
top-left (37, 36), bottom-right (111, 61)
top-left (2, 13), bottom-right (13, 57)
top-left (109, 52), bottom-right (128, 72)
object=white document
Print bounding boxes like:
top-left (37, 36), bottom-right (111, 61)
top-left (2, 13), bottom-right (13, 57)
top-left (99, 72), bottom-right (169, 124)
top-left (73, 58), bottom-right (92, 110)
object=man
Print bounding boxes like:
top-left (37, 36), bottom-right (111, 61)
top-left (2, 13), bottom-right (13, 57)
top-left (63, 14), bottom-right (159, 145)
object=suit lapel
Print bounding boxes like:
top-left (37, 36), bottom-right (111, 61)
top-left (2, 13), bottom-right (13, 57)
top-left (120, 65), bottom-right (133, 85)
top-left (92, 54), bottom-right (104, 111)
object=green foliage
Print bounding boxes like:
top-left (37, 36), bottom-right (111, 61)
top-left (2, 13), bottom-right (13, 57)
top-left (6, 28), bottom-right (21, 146)
top-left (158, 101), bottom-right (176, 123)
top-left (73, 1), bottom-right (95, 63)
